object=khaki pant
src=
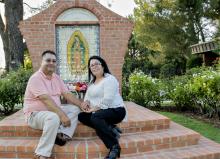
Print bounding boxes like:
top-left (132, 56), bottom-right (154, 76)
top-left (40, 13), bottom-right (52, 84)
top-left (27, 105), bottom-right (80, 157)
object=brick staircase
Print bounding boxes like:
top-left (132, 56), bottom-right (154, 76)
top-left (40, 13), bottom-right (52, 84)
top-left (0, 102), bottom-right (219, 159)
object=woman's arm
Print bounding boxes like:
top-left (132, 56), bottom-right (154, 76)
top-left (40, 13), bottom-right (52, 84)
top-left (98, 75), bottom-right (118, 109)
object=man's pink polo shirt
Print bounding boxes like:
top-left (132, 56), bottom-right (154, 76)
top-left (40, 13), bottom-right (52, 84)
top-left (23, 69), bottom-right (69, 121)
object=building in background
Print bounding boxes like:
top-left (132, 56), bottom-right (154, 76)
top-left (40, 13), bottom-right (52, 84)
top-left (190, 40), bottom-right (220, 66)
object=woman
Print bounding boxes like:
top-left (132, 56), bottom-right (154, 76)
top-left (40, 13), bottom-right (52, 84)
top-left (78, 56), bottom-right (126, 159)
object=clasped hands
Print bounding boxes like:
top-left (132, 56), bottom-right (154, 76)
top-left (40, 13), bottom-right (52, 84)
top-left (80, 100), bottom-right (100, 113)
top-left (60, 101), bottom-right (99, 127)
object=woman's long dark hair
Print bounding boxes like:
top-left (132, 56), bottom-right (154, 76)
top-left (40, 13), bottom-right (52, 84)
top-left (88, 56), bottom-right (111, 83)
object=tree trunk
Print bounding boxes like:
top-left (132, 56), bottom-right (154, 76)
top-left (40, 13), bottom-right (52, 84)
top-left (5, 0), bottom-right (24, 70)
top-left (3, 0), bottom-right (24, 71)
top-left (198, 21), bottom-right (206, 42)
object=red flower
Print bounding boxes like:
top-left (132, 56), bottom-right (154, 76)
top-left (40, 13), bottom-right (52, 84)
top-left (67, 82), bottom-right (88, 92)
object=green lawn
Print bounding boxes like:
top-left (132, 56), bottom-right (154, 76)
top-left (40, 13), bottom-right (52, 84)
top-left (157, 111), bottom-right (220, 144)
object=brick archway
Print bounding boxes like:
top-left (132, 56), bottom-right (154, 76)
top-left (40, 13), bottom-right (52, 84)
top-left (19, 0), bottom-right (133, 89)
top-left (50, 3), bottom-right (104, 22)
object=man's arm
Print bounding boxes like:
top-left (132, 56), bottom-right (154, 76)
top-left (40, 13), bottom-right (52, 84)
top-left (38, 94), bottom-right (71, 127)
top-left (62, 92), bottom-right (82, 106)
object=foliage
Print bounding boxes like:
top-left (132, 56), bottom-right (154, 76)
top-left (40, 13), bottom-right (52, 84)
top-left (123, 33), bottom-right (162, 98)
top-left (189, 70), bottom-right (220, 118)
top-left (122, 76), bottom-right (129, 101)
top-left (127, 71), bottom-right (162, 107)
top-left (186, 55), bottom-right (203, 69)
top-left (0, 68), bottom-right (32, 115)
top-left (168, 82), bottom-right (194, 111)
top-left (0, 78), bottom-right (20, 115)
top-left (160, 63), bottom-right (176, 79)
top-left (168, 67), bottom-right (220, 118)
top-left (24, 50), bottom-right (33, 70)
top-left (134, 0), bottom-right (196, 59)
top-left (132, 0), bottom-right (219, 77)
top-left (123, 32), bottom-right (162, 93)
top-left (123, 66), bottom-right (220, 119)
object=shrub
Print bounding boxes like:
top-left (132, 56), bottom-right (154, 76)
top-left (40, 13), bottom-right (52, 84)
top-left (127, 71), bottom-right (162, 107)
top-left (160, 63), bottom-right (176, 78)
top-left (186, 55), bottom-right (203, 69)
top-left (122, 76), bottom-right (129, 101)
top-left (168, 67), bottom-right (220, 118)
top-left (189, 70), bottom-right (220, 118)
top-left (125, 66), bottom-right (220, 119)
top-left (0, 68), bottom-right (32, 115)
top-left (0, 79), bottom-right (21, 115)
top-left (168, 81), bottom-right (194, 111)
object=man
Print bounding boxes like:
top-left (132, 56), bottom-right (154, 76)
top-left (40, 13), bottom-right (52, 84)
top-left (23, 50), bottom-right (89, 159)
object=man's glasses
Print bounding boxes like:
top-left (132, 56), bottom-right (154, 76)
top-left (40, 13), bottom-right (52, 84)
top-left (45, 59), bottom-right (56, 63)
top-left (89, 62), bottom-right (101, 68)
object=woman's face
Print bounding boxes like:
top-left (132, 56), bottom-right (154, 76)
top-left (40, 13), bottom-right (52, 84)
top-left (89, 59), bottom-right (104, 77)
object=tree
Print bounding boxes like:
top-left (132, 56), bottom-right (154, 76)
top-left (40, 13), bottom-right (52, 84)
top-left (205, 0), bottom-right (220, 20)
top-left (123, 32), bottom-right (161, 79)
top-left (0, 0), bottom-right (56, 71)
top-left (133, 0), bottom-right (219, 75)
top-left (0, 0), bottom-right (24, 71)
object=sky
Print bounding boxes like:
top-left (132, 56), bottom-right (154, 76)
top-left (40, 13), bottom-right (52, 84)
top-left (0, 0), bottom-right (136, 68)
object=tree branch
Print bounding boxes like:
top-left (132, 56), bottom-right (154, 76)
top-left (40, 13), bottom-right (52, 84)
top-left (23, 2), bottom-right (39, 11)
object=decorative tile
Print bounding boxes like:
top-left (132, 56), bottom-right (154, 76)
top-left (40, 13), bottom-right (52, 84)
top-left (56, 25), bottom-right (100, 82)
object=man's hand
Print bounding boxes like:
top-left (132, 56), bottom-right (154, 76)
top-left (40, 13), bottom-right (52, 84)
top-left (80, 100), bottom-right (90, 112)
top-left (60, 113), bottom-right (71, 127)
top-left (38, 94), bottom-right (71, 127)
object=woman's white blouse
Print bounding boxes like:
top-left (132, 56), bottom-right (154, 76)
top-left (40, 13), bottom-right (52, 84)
top-left (84, 73), bottom-right (125, 109)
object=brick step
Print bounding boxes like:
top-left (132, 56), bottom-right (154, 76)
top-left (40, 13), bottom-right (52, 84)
top-left (0, 102), bottom-right (170, 138)
top-left (1, 138), bottom-right (220, 159)
top-left (0, 122), bottom-right (200, 159)
top-left (120, 137), bottom-right (220, 159)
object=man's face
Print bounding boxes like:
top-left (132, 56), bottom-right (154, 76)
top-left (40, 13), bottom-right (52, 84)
top-left (41, 54), bottom-right (57, 74)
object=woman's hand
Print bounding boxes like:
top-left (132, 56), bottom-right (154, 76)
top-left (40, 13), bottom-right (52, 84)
top-left (85, 107), bottom-right (100, 113)
top-left (80, 100), bottom-right (90, 112)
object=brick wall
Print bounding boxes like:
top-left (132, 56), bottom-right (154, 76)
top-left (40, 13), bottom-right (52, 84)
top-left (19, 0), bottom-right (133, 88)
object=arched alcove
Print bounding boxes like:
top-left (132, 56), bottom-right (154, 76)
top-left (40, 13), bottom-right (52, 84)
top-left (56, 8), bottom-right (100, 82)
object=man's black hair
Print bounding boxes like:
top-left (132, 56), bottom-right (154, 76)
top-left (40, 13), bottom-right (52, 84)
top-left (42, 50), bottom-right (56, 57)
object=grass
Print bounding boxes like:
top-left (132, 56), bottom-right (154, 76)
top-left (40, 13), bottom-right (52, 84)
top-left (157, 111), bottom-right (220, 143)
